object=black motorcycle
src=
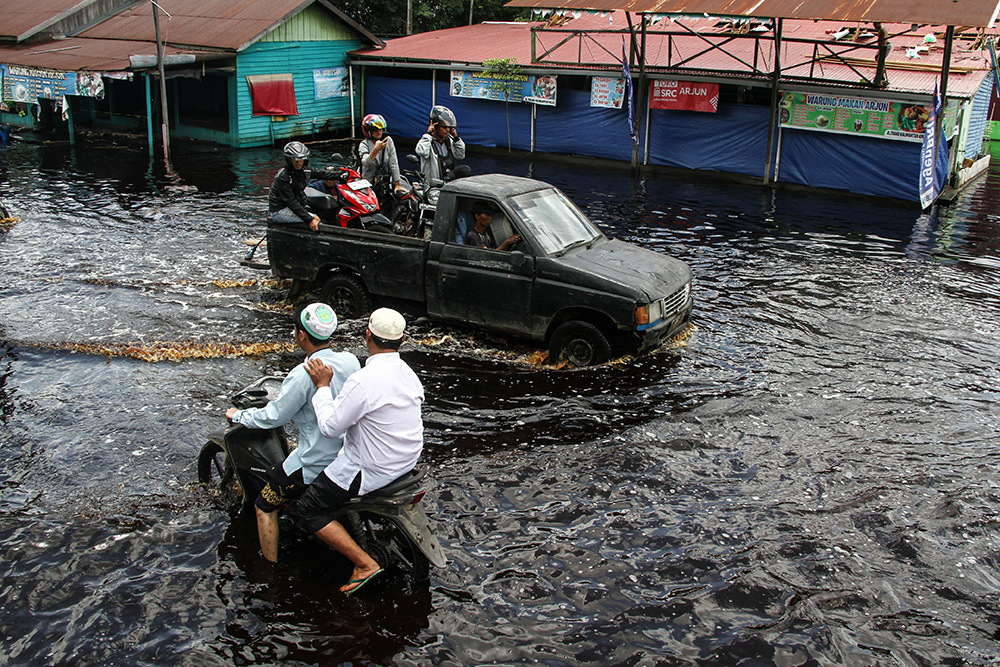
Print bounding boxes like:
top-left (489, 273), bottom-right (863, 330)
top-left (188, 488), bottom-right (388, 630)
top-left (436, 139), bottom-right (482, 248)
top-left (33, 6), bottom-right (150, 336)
top-left (197, 376), bottom-right (446, 580)
top-left (388, 155), bottom-right (443, 240)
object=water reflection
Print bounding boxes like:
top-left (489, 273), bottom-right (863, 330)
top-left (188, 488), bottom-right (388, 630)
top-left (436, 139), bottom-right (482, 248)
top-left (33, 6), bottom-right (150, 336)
top-left (1, 138), bottom-right (999, 664)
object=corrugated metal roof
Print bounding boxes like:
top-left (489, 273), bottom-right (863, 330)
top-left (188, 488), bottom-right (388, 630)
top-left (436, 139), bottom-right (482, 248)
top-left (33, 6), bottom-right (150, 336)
top-left (0, 38), bottom-right (222, 72)
top-left (503, 0), bottom-right (1000, 28)
top-left (0, 0), bottom-right (96, 42)
top-left (352, 15), bottom-right (994, 98)
top-left (76, 0), bottom-right (313, 52)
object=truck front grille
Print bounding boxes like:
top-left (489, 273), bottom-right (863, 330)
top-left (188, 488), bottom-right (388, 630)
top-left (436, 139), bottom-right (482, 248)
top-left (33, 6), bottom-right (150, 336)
top-left (662, 282), bottom-right (691, 317)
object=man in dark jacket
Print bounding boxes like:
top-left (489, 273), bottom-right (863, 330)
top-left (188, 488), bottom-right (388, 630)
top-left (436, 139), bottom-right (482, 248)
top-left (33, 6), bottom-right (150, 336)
top-left (268, 141), bottom-right (340, 231)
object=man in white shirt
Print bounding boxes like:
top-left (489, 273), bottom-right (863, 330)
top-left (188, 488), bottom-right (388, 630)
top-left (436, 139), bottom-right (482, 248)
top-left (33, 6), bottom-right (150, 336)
top-left (300, 307), bottom-right (425, 594)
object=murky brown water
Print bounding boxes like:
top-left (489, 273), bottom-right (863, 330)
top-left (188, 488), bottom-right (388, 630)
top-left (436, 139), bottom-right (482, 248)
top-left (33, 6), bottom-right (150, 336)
top-left (2, 137), bottom-right (999, 665)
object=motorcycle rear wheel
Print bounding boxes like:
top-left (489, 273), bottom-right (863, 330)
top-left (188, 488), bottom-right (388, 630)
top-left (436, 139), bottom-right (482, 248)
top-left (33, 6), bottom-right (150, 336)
top-left (355, 513), bottom-right (431, 582)
top-left (197, 442), bottom-right (243, 512)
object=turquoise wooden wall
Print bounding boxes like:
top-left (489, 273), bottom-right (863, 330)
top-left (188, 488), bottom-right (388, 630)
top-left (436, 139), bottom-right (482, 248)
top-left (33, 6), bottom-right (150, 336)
top-left (234, 40), bottom-right (362, 148)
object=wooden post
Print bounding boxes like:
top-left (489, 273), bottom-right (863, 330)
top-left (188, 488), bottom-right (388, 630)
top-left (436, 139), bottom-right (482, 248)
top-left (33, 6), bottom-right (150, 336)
top-left (152, 0), bottom-right (170, 163)
top-left (764, 17), bottom-right (783, 184)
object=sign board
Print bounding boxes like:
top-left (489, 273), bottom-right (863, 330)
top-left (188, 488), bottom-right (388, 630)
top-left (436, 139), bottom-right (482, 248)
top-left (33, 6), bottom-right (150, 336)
top-left (313, 67), bottom-right (349, 100)
top-left (590, 77), bottom-right (626, 109)
top-left (779, 91), bottom-right (957, 143)
top-left (649, 80), bottom-right (719, 113)
top-left (0, 65), bottom-right (106, 105)
top-left (450, 71), bottom-right (556, 106)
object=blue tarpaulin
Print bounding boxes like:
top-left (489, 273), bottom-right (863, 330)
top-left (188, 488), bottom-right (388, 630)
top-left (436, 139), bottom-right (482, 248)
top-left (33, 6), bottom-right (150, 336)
top-left (365, 72), bottom-right (927, 201)
top-left (647, 104), bottom-right (771, 178)
top-left (778, 129), bottom-right (926, 201)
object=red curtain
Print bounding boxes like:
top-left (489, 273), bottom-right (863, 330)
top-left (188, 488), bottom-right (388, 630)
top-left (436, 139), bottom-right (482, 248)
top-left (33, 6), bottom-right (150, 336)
top-left (246, 74), bottom-right (298, 116)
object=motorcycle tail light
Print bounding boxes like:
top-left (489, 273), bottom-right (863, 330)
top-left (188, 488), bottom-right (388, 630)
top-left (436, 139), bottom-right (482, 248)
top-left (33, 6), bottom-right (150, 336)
top-left (411, 489), bottom-right (426, 504)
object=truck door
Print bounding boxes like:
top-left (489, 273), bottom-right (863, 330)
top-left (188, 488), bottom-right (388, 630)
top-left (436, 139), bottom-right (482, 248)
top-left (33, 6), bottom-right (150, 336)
top-left (431, 214), bottom-right (535, 335)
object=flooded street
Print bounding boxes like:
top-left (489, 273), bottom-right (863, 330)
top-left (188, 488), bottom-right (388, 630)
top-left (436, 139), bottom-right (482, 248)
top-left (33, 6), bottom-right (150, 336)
top-left (2, 137), bottom-right (999, 665)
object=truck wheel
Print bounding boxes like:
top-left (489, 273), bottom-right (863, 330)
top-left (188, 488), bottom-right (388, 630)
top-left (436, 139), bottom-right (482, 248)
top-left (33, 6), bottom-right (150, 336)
top-left (320, 274), bottom-right (370, 320)
top-left (549, 321), bottom-right (611, 367)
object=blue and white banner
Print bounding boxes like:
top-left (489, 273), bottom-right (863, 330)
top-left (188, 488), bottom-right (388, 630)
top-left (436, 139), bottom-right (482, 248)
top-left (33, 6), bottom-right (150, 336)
top-left (622, 44), bottom-right (635, 138)
top-left (918, 83), bottom-right (947, 209)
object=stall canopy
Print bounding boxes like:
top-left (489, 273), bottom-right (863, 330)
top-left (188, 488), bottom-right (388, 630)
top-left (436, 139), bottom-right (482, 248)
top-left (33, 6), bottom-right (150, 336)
top-left (504, 0), bottom-right (1000, 28)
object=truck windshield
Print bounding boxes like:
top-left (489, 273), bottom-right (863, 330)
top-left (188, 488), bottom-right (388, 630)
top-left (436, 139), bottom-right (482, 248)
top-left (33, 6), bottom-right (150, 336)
top-left (508, 188), bottom-right (602, 255)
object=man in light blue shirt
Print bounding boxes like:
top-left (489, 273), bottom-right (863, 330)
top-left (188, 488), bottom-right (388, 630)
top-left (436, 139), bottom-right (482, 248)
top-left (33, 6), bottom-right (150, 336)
top-left (226, 303), bottom-right (360, 561)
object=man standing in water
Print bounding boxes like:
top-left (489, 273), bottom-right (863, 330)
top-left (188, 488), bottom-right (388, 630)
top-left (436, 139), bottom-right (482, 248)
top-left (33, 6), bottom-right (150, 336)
top-left (226, 303), bottom-right (360, 562)
top-left (300, 307), bottom-right (424, 594)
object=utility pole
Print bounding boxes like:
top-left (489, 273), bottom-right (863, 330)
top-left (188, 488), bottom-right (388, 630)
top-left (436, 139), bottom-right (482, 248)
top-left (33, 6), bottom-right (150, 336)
top-left (406, 0), bottom-right (413, 34)
top-left (469, 0), bottom-right (474, 25)
top-left (152, 0), bottom-right (171, 163)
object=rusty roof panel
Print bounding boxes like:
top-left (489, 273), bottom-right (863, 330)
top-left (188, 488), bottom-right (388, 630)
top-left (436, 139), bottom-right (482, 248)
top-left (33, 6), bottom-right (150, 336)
top-left (352, 15), bottom-right (994, 98)
top-left (76, 0), bottom-right (303, 51)
top-left (0, 38), bottom-right (223, 71)
top-left (0, 0), bottom-right (96, 41)
top-left (504, 0), bottom-right (1000, 28)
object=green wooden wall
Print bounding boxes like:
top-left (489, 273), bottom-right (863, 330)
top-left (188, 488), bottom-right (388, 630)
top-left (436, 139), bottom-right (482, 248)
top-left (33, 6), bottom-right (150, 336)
top-left (232, 4), bottom-right (363, 148)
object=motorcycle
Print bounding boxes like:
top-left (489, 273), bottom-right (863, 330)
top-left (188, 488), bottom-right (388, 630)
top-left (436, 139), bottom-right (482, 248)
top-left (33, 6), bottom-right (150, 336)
top-left (388, 155), bottom-right (443, 240)
top-left (197, 376), bottom-right (446, 581)
top-left (307, 154), bottom-right (393, 232)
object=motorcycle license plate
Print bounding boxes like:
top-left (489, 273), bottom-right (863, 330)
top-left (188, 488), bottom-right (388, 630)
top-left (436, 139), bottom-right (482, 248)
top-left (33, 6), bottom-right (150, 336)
top-left (348, 179), bottom-right (372, 191)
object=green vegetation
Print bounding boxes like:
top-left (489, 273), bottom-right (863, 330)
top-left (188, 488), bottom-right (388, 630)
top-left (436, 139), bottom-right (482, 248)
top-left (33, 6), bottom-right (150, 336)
top-left (334, 0), bottom-right (528, 36)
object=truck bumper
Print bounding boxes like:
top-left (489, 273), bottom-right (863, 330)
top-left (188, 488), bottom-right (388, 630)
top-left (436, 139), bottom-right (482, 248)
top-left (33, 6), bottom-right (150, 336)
top-left (636, 295), bottom-right (694, 354)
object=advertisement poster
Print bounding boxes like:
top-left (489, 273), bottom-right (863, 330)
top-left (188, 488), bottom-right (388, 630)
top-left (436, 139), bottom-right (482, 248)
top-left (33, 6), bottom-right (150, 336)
top-left (1, 65), bottom-right (106, 105)
top-left (450, 71), bottom-right (556, 106)
top-left (649, 80), bottom-right (719, 113)
top-left (778, 91), bottom-right (956, 143)
top-left (590, 76), bottom-right (626, 109)
top-left (313, 67), bottom-right (349, 100)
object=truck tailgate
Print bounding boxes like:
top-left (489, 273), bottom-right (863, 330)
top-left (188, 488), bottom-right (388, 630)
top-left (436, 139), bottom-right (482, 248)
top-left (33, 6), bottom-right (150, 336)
top-left (267, 225), bottom-right (428, 302)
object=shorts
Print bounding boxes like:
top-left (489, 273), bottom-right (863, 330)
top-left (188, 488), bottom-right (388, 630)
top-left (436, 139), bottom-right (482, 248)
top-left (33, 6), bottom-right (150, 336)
top-left (254, 465), bottom-right (306, 513)
top-left (296, 470), bottom-right (362, 535)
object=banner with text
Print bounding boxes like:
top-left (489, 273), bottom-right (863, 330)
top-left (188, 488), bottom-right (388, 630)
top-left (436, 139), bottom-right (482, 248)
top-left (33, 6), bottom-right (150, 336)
top-left (450, 71), bottom-right (556, 106)
top-left (777, 91), bottom-right (961, 143)
top-left (591, 76), bottom-right (626, 109)
top-left (649, 80), bottom-right (719, 113)
top-left (0, 65), bottom-right (107, 105)
top-left (313, 67), bottom-right (349, 100)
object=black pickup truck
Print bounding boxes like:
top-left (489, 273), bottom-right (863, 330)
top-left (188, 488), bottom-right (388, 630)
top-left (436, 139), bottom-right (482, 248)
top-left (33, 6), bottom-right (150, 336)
top-left (265, 174), bottom-right (693, 366)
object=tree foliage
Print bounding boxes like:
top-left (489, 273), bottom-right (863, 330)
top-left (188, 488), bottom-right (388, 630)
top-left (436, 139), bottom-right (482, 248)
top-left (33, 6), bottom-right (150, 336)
top-left (332, 0), bottom-right (528, 37)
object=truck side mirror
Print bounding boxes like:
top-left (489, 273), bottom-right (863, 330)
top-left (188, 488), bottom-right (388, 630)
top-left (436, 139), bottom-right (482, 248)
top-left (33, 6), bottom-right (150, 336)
top-left (510, 250), bottom-right (525, 267)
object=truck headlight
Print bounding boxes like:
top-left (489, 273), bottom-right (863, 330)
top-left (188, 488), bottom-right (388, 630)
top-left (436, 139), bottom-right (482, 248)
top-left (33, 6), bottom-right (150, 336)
top-left (635, 299), bottom-right (663, 326)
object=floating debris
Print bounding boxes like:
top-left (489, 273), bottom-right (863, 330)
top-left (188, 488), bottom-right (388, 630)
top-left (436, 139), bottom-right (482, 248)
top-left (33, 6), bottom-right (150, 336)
top-left (0, 216), bottom-right (17, 233)
top-left (20, 340), bottom-right (294, 362)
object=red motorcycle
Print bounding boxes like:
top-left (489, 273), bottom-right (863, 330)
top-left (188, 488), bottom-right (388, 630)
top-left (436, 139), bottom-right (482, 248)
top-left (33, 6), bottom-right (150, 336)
top-left (305, 159), bottom-right (393, 232)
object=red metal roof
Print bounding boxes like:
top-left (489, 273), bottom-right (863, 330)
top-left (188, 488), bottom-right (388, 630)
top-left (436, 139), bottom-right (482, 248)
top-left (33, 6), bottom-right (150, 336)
top-left (352, 14), bottom-right (995, 97)
top-left (0, 38), bottom-right (221, 72)
top-left (0, 0), bottom-right (92, 42)
top-left (76, 0), bottom-right (315, 52)
top-left (503, 0), bottom-right (1000, 28)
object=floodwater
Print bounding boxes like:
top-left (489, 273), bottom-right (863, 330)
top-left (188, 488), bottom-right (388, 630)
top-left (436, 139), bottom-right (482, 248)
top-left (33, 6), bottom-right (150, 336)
top-left (1, 135), bottom-right (999, 666)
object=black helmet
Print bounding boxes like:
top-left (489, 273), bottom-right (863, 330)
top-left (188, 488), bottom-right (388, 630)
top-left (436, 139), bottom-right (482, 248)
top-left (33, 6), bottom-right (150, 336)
top-left (283, 141), bottom-right (310, 161)
top-left (429, 105), bottom-right (457, 128)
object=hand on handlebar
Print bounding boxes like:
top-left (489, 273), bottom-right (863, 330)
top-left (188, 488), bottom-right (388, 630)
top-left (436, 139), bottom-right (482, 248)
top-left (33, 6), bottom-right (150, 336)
top-left (225, 407), bottom-right (238, 422)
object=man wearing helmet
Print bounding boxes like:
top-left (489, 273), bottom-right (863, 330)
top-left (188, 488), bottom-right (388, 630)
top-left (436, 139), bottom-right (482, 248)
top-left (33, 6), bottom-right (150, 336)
top-left (225, 303), bottom-right (360, 562)
top-left (358, 114), bottom-right (403, 194)
top-left (268, 141), bottom-right (341, 231)
top-left (416, 105), bottom-right (467, 182)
